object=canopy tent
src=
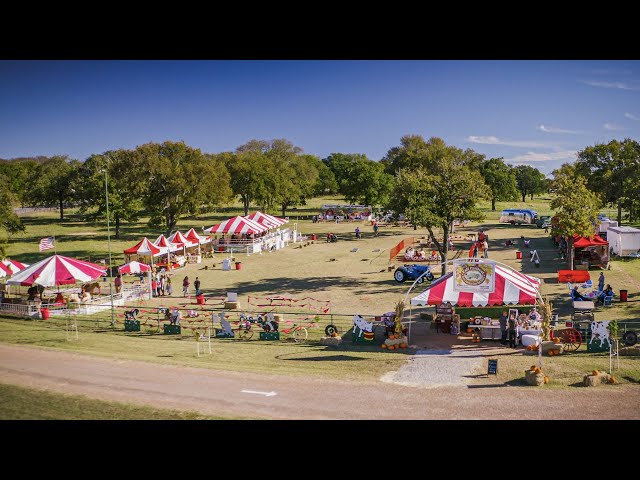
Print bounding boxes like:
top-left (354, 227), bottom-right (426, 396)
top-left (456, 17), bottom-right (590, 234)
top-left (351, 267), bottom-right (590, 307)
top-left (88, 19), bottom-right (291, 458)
top-left (245, 211), bottom-right (288, 229)
top-left (203, 216), bottom-right (268, 235)
top-left (0, 262), bottom-right (12, 278)
top-left (3, 258), bottom-right (28, 272)
top-left (6, 254), bottom-right (106, 287)
top-left (168, 230), bottom-right (195, 249)
top-left (185, 227), bottom-right (210, 245)
top-left (153, 234), bottom-right (182, 254)
top-left (411, 265), bottom-right (541, 307)
top-left (572, 234), bottom-right (608, 248)
top-left (118, 261), bottom-right (152, 275)
top-left (123, 237), bottom-right (161, 256)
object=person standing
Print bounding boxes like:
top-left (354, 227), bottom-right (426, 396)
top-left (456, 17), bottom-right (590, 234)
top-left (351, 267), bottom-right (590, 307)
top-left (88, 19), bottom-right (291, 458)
top-left (483, 240), bottom-right (489, 258)
top-left (508, 314), bottom-right (517, 348)
top-left (472, 243), bottom-right (478, 258)
top-left (165, 277), bottom-right (173, 296)
top-left (355, 226), bottom-right (361, 239)
top-left (598, 272), bottom-right (605, 292)
top-left (499, 310), bottom-right (508, 345)
top-left (114, 274), bottom-right (122, 294)
top-left (194, 277), bottom-right (201, 296)
top-left (182, 275), bottom-right (190, 297)
top-left (373, 222), bottom-right (379, 237)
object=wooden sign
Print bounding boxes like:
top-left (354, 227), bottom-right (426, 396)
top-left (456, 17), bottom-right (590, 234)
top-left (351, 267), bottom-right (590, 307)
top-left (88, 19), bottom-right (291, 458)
top-left (487, 358), bottom-right (498, 375)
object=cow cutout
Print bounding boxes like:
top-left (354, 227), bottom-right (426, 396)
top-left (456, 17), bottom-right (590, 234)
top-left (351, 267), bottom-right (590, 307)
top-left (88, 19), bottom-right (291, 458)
top-left (353, 314), bottom-right (373, 338)
top-left (216, 312), bottom-right (234, 337)
top-left (590, 320), bottom-right (610, 348)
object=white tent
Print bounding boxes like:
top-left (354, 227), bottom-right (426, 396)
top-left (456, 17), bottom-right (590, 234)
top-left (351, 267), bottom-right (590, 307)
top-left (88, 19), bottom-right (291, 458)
top-left (607, 226), bottom-right (640, 256)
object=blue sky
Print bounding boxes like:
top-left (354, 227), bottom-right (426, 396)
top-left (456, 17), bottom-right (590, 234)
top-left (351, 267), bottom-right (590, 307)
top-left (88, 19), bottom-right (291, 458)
top-left (1, 60), bottom-right (638, 175)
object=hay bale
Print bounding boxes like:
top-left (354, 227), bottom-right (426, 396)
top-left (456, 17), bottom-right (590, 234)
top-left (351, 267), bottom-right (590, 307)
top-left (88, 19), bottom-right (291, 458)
top-left (224, 301), bottom-right (240, 310)
top-left (525, 370), bottom-right (545, 386)
top-left (583, 372), bottom-right (611, 387)
top-left (619, 345), bottom-right (640, 356)
top-left (320, 336), bottom-right (342, 346)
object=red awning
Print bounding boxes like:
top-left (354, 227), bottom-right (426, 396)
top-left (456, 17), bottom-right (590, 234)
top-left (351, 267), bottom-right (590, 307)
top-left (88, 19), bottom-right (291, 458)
top-left (572, 234), bottom-right (608, 248)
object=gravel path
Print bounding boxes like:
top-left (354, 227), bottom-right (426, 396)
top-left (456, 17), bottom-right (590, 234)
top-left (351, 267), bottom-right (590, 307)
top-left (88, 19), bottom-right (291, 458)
top-left (381, 348), bottom-right (485, 388)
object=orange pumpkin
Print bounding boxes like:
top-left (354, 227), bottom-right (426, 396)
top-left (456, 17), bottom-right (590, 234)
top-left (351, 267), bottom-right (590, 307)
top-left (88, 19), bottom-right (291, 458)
top-left (592, 370), bottom-right (600, 376)
top-left (388, 345), bottom-right (395, 350)
top-left (543, 376), bottom-right (549, 384)
top-left (400, 343), bottom-right (407, 349)
top-left (609, 376), bottom-right (617, 384)
top-left (548, 350), bottom-right (554, 357)
top-left (466, 327), bottom-right (473, 333)
top-left (553, 338), bottom-right (561, 344)
top-left (534, 367), bottom-right (542, 374)
top-left (388, 335), bottom-right (395, 340)
top-left (530, 365), bottom-right (537, 371)
top-left (381, 343), bottom-right (387, 349)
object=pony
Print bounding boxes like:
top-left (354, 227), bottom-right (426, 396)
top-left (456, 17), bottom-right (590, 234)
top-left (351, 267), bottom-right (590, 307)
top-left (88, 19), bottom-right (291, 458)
top-left (82, 282), bottom-right (101, 296)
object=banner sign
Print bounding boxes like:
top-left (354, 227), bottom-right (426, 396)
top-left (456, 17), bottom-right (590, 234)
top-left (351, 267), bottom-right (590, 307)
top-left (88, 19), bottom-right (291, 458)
top-left (453, 259), bottom-right (496, 293)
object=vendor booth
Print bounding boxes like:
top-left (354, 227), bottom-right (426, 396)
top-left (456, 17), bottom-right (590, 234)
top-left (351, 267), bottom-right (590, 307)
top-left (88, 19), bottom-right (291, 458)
top-left (572, 234), bottom-right (609, 270)
top-left (410, 261), bottom-right (541, 342)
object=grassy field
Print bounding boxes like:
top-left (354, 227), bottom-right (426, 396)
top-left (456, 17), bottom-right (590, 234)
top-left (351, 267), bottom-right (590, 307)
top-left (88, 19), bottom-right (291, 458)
top-left (0, 382), bottom-right (239, 419)
top-left (2, 194), bottom-right (640, 387)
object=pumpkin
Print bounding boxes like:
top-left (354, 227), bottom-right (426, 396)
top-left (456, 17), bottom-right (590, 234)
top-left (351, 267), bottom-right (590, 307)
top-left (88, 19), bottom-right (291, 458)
top-left (543, 376), bottom-right (549, 384)
top-left (466, 327), bottom-right (473, 333)
top-left (548, 350), bottom-right (554, 356)
top-left (592, 370), bottom-right (600, 376)
top-left (534, 367), bottom-right (542, 374)
top-left (609, 376), bottom-right (617, 384)
top-left (554, 349), bottom-right (560, 355)
top-left (530, 366), bottom-right (537, 371)
top-left (381, 343), bottom-right (387, 349)
top-left (388, 345), bottom-right (395, 350)
top-left (553, 337), bottom-right (561, 344)
top-left (388, 334), bottom-right (395, 340)
top-left (400, 343), bottom-right (407, 349)
top-left (526, 345), bottom-right (532, 351)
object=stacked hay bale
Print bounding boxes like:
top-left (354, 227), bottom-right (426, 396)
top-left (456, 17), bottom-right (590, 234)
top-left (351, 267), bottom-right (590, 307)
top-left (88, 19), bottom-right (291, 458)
top-left (524, 365), bottom-right (550, 386)
top-left (583, 370), bottom-right (618, 386)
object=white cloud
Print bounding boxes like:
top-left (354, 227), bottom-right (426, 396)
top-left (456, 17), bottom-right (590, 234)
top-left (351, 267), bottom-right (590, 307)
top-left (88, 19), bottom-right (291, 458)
top-left (537, 124), bottom-right (579, 134)
top-left (505, 150), bottom-right (577, 163)
top-left (625, 112), bottom-right (639, 121)
top-left (467, 135), bottom-right (548, 148)
top-left (580, 80), bottom-right (639, 90)
top-left (604, 122), bottom-right (626, 131)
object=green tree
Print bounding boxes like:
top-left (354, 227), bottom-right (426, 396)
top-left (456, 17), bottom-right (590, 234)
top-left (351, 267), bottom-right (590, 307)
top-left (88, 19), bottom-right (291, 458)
top-left (225, 147), bottom-right (274, 216)
top-left (550, 164), bottom-right (602, 269)
top-left (308, 156), bottom-right (338, 195)
top-left (137, 141), bottom-right (233, 234)
top-left (74, 150), bottom-right (146, 239)
top-left (0, 158), bottom-right (40, 206)
top-left (27, 156), bottom-right (80, 221)
top-left (0, 174), bottom-right (25, 257)
top-left (381, 135), bottom-right (447, 174)
top-left (387, 140), bottom-right (489, 275)
top-left (515, 165), bottom-right (546, 202)
top-left (271, 154), bottom-right (320, 217)
top-left (340, 158), bottom-right (394, 207)
top-left (575, 139), bottom-right (640, 224)
top-left (479, 158), bottom-right (519, 210)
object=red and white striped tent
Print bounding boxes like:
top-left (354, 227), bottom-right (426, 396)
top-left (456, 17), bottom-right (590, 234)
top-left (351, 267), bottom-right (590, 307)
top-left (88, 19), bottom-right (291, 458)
top-left (245, 211), bottom-right (288, 229)
top-left (168, 231), bottom-right (196, 249)
top-left (411, 265), bottom-right (541, 307)
top-left (118, 260), bottom-right (152, 275)
top-left (203, 216), bottom-right (268, 235)
top-left (2, 258), bottom-right (28, 273)
top-left (0, 262), bottom-right (12, 278)
top-left (123, 237), bottom-right (161, 257)
top-left (185, 227), bottom-right (210, 245)
top-left (6, 254), bottom-right (106, 287)
top-left (153, 234), bottom-right (182, 255)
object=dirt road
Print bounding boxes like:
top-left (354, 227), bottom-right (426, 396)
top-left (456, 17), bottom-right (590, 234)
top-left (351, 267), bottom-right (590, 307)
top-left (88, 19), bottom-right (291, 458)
top-left (1, 344), bottom-right (638, 419)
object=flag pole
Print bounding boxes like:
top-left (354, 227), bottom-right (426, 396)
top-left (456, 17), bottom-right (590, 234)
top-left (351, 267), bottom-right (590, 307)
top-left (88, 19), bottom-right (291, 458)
top-left (53, 235), bottom-right (57, 255)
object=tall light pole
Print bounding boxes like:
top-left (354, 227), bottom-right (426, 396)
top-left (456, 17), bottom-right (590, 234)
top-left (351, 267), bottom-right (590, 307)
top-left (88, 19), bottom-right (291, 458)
top-left (103, 168), bottom-right (115, 327)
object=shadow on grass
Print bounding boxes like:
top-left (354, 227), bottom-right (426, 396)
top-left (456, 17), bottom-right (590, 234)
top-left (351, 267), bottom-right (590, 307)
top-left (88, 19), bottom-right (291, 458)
top-left (277, 354), bottom-right (368, 362)
top-left (232, 276), bottom-right (403, 297)
top-left (622, 376), bottom-right (640, 384)
top-left (465, 377), bottom-right (528, 388)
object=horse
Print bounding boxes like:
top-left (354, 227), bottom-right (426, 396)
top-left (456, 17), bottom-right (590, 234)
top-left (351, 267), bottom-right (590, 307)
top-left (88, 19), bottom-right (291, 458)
top-left (82, 282), bottom-right (101, 296)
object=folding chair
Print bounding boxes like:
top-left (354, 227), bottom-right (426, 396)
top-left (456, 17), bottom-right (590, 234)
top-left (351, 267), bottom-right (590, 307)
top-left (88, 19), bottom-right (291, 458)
top-left (603, 295), bottom-right (613, 307)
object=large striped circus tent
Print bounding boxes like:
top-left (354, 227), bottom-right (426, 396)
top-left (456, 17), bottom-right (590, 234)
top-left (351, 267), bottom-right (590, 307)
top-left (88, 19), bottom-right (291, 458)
top-left (203, 216), bottom-right (268, 235)
top-left (411, 265), bottom-right (541, 307)
top-left (245, 211), bottom-right (288, 229)
top-left (6, 254), bottom-right (106, 287)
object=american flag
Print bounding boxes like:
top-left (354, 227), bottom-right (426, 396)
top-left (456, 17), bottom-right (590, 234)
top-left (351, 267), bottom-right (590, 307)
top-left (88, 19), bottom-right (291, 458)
top-left (39, 237), bottom-right (55, 252)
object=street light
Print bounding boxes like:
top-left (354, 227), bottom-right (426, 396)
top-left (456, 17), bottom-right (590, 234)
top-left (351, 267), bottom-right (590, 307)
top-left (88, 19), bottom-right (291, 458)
top-left (101, 167), bottom-right (115, 327)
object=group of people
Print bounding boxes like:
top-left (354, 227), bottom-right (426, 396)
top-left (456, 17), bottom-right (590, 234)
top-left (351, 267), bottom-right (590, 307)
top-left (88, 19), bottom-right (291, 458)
top-left (151, 271), bottom-right (173, 297)
top-left (181, 275), bottom-right (201, 297)
top-left (571, 272), bottom-right (614, 305)
top-left (499, 310), bottom-right (518, 347)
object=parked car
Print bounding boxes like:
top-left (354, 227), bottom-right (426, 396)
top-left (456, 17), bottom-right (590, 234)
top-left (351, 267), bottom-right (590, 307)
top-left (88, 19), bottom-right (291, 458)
top-left (536, 215), bottom-right (552, 228)
top-left (393, 264), bottom-right (435, 283)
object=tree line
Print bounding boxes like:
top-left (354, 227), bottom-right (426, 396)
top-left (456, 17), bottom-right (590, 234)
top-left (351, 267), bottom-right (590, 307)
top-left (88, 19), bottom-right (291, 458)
top-left (1, 136), bottom-right (639, 270)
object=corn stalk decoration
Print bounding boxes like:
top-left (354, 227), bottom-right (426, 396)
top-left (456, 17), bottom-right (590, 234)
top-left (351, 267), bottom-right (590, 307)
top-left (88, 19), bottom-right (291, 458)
top-left (394, 299), bottom-right (405, 336)
top-left (538, 297), bottom-right (553, 341)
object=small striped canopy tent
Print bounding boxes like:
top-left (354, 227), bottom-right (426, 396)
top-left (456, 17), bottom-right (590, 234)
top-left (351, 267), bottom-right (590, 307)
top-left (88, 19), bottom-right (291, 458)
top-left (185, 228), bottom-right (210, 245)
top-left (411, 265), bottom-right (541, 307)
top-left (123, 238), bottom-right (161, 256)
top-left (245, 211), bottom-right (288, 229)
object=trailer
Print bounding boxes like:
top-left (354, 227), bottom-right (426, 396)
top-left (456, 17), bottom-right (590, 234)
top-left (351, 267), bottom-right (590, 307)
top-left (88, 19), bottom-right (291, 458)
top-left (499, 209), bottom-right (538, 225)
top-left (607, 226), bottom-right (640, 257)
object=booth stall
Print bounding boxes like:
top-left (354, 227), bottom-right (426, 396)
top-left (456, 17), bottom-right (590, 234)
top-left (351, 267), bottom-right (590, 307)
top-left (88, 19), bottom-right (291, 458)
top-left (572, 234), bottom-right (609, 270)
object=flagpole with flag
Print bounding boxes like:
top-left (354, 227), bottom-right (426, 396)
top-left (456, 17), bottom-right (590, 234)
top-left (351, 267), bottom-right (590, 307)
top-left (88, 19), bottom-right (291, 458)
top-left (39, 236), bottom-right (56, 253)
